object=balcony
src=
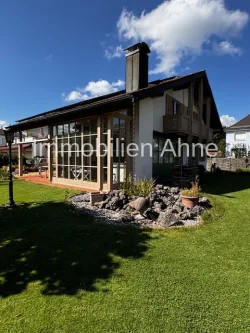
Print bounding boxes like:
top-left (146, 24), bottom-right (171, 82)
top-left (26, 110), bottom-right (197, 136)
top-left (163, 114), bottom-right (213, 140)
top-left (163, 114), bottom-right (189, 134)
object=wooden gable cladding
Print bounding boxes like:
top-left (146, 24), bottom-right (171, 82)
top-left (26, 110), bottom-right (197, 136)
top-left (166, 94), bottom-right (172, 114)
top-left (166, 94), bottom-right (187, 116)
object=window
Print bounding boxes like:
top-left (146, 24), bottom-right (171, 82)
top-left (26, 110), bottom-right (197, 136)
top-left (193, 111), bottom-right (199, 122)
top-left (172, 99), bottom-right (181, 115)
top-left (52, 118), bottom-right (98, 182)
top-left (235, 132), bottom-right (246, 141)
top-left (153, 138), bottom-right (175, 164)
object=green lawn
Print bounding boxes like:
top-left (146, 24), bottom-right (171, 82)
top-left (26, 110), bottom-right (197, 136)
top-left (0, 177), bottom-right (250, 333)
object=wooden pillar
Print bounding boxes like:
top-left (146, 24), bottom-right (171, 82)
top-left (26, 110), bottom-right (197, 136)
top-left (47, 125), bottom-right (53, 181)
top-left (206, 97), bottom-right (211, 128)
top-left (199, 78), bottom-right (204, 123)
top-left (188, 82), bottom-right (194, 136)
top-left (18, 131), bottom-right (23, 176)
top-left (107, 116), bottom-right (113, 191)
top-left (199, 78), bottom-right (204, 140)
top-left (125, 119), bottom-right (132, 180)
top-left (97, 117), bottom-right (103, 191)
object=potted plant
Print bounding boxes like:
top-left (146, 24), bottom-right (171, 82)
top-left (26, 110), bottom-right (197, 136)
top-left (180, 183), bottom-right (200, 208)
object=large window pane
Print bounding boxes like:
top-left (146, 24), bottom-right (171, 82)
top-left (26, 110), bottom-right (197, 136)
top-left (91, 119), bottom-right (97, 134)
top-left (91, 168), bottom-right (97, 182)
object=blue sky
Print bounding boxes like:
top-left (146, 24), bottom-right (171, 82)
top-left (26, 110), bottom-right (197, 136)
top-left (0, 0), bottom-right (249, 128)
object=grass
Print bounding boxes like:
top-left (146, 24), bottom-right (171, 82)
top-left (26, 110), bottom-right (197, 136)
top-left (0, 176), bottom-right (250, 332)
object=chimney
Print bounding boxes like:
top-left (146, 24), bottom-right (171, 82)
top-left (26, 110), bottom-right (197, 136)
top-left (125, 42), bottom-right (151, 93)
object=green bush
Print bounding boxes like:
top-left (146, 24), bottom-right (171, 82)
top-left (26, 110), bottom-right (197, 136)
top-left (0, 168), bottom-right (9, 180)
top-left (236, 168), bottom-right (250, 175)
top-left (0, 153), bottom-right (19, 167)
top-left (120, 176), bottom-right (155, 197)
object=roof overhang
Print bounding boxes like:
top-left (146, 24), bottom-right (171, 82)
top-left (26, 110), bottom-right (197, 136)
top-left (7, 94), bottom-right (133, 132)
top-left (225, 126), bottom-right (250, 132)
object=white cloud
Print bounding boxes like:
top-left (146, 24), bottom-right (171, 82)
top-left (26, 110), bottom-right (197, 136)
top-left (220, 114), bottom-right (237, 127)
top-left (117, 0), bottom-right (249, 74)
top-left (45, 54), bottom-right (53, 61)
top-left (214, 40), bottom-right (242, 56)
top-left (0, 120), bottom-right (8, 129)
top-left (104, 45), bottom-right (123, 59)
top-left (62, 79), bottom-right (125, 102)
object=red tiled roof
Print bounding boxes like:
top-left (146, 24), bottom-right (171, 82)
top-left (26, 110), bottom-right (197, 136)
top-left (0, 144), bottom-right (31, 151)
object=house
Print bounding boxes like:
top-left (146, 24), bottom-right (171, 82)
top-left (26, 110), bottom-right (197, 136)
top-left (225, 115), bottom-right (250, 157)
top-left (6, 42), bottom-right (222, 190)
top-left (0, 129), bottom-right (38, 160)
top-left (0, 129), bottom-right (6, 146)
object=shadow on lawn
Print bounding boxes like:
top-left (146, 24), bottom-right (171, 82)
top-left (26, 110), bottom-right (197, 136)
top-left (0, 201), bottom-right (149, 297)
top-left (202, 172), bottom-right (250, 196)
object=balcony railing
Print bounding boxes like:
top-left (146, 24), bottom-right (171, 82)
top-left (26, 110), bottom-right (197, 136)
top-left (163, 114), bottom-right (189, 134)
top-left (163, 114), bottom-right (213, 140)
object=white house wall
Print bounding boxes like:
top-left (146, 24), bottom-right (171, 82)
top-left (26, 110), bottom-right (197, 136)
top-left (135, 98), bottom-right (154, 180)
top-left (167, 89), bottom-right (189, 107)
top-left (32, 142), bottom-right (47, 158)
top-left (226, 130), bottom-right (250, 157)
top-left (135, 88), bottom-right (196, 179)
top-left (0, 135), bottom-right (6, 146)
top-left (152, 88), bottom-right (190, 133)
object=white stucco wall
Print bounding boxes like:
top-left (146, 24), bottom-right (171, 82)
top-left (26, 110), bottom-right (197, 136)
top-left (134, 87), bottom-right (199, 180)
top-left (153, 97), bottom-right (165, 132)
top-left (167, 89), bottom-right (189, 107)
top-left (135, 98), bottom-right (154, 180)
top-left (226, 130), bottom-right (250, 157)
top-left (0, 135), bottom-right (6, 146)
top-left (152, 88), bottom-right (190, 133)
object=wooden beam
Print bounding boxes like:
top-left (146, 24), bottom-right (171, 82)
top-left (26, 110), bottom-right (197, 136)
top-left (199, 78), bottom-right (204, 123)
top-left (107, 116), bottom-right (113, 191)
top-left (108, 111), bottom-right (132, 121)
top-left (188, 82), bottom-right (194, 135)
top-left (97, 117), bottom-right (103, 190)
top-left (18, 131), bottom-right (23, 176)
top-left (47, 125), bottom-right (53, 181)
top-left (206, 97), bottom-right (211, 128)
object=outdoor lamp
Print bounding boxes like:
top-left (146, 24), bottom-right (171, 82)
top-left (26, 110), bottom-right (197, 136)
top-left (4, 130), bottom-right (16, 208)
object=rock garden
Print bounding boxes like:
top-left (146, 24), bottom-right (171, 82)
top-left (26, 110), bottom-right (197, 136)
top-left (70, 182), bottom-right (211, 229)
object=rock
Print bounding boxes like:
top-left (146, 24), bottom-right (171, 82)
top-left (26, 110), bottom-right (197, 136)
top-left (144, 209), bottom-right (159, 221)
top-left (129, 197), bottom-right (149, 214)
top-left (110, 197), bottom-right (123, 210)
top-left (170, 187), bottom-right (180, 195)
top-left (154, 201), bottom-right (166, 211)
top-left (190, 205), bottom-right (206, 217)
top-left (168, 196), bottom-right (176, 203)
top-left (172, 204), bottom-right (183, 214)
top-left (156, 184), bottom-right (163, 189)
top-left (157, 211), bottom-right (181, 227)
top-left (199, 196), bottom-right (212, 208)
top-left (134, 214), bottom-right (146, 221)
top-left (72, 193), bottom-right (90, 203)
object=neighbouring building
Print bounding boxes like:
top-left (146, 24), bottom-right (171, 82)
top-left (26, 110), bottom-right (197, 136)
top-left (225, 115), bottom-right (250, 157)
top-left (7, 42), bottom-right (222, 190)
top-left (0, 129), bottom-right (6, 146)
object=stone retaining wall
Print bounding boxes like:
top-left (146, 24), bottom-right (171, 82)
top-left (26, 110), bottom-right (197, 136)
top-left (206, 158), bottom-right (248, 172)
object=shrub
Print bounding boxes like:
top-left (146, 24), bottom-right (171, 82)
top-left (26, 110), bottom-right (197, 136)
top-left (0, 167), bottom-right (9, 180)
top-left (181, 183), bottom-right (200, 197)
top-left (0, 153), bottom-right (19, 167)
top-left (120, 176), bottom-right (155, 197)
top-left (236, 168), bottom-right (250, 175)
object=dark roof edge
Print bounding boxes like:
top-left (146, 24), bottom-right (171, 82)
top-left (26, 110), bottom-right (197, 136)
top-left (6, 94), bottom-right (133, 132)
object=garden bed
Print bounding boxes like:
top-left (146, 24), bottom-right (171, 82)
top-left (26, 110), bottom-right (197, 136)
top-left (70, 186), bottom-right (211, 228)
